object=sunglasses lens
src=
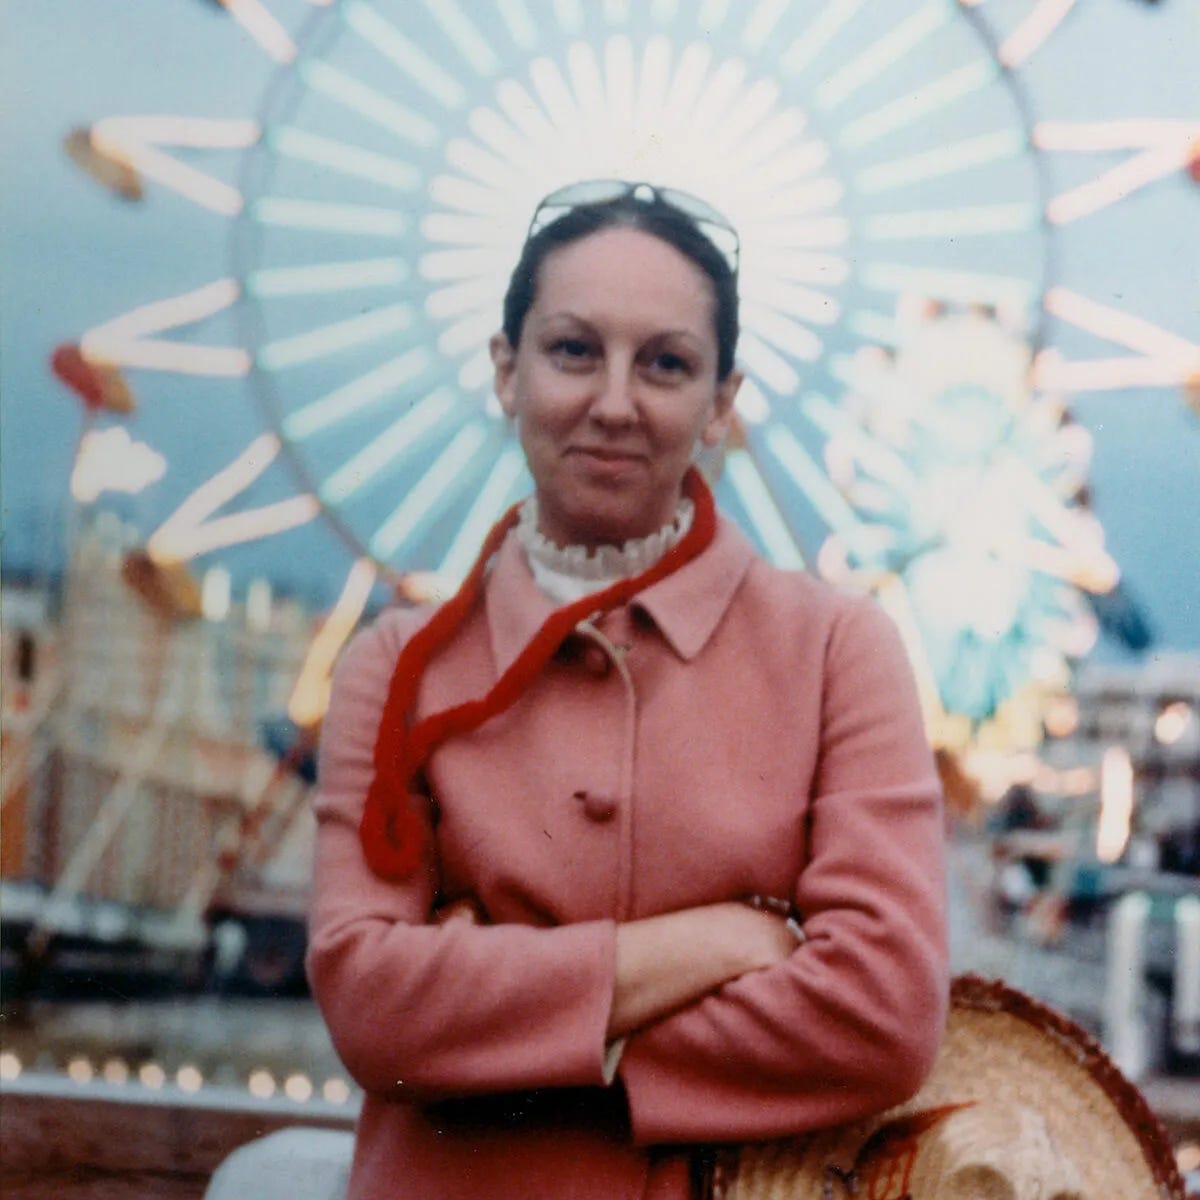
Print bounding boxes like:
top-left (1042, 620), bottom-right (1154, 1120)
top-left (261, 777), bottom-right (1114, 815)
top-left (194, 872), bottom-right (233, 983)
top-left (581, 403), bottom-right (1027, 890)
top-left (527, 180), bottom-right (739, 273)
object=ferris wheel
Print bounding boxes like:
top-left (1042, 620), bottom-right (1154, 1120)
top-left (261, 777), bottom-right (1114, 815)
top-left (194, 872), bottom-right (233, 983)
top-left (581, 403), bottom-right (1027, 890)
top-left (55, 0), bottom-right (1200, 742)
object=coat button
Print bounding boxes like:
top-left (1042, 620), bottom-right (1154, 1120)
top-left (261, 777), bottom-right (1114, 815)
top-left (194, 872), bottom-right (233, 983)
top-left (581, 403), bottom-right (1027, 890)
top-left (574, 790), bottom-right (618, 823)
top-left (581, 645), bottom-right (610, 677)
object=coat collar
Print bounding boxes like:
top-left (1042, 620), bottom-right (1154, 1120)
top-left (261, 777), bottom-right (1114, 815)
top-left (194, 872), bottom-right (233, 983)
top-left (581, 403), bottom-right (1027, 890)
top-left (484, 513), bottom-right (757, 675)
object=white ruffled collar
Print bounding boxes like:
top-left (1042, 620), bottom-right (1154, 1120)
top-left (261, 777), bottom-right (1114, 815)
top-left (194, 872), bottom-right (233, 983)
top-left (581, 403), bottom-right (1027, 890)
top-left (516, 495), bottom-right (695, 605)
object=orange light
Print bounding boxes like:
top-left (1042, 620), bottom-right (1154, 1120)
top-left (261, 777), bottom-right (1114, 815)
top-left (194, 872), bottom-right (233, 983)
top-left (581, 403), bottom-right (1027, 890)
top-left (1155, 702), bottom-right (1194, 746)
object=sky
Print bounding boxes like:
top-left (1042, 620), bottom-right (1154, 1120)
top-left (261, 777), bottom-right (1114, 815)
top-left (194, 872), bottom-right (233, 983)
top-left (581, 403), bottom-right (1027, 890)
top-left (1, 0), bottom-right (1198, 656)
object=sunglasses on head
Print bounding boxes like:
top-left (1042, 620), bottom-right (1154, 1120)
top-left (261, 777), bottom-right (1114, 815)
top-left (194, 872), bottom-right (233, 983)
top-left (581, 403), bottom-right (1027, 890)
top-left (526, 179), bottom-right (740, 276)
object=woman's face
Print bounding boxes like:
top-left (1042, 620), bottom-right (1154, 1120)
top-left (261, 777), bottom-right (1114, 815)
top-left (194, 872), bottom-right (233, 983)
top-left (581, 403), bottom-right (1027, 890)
top-left (490, 227), bottom-right (741, 549)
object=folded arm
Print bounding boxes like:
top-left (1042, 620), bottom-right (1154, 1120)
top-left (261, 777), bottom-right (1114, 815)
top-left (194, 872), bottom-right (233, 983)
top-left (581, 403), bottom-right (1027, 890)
top-left (617, 597), bottom-right (949, 1144)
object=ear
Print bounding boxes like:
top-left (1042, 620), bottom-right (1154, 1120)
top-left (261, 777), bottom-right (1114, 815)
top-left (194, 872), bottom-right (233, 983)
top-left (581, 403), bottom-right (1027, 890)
top-left (700, 368), bottom-right (742, 447)
top-left (490, 332), bottom-right (518, 418)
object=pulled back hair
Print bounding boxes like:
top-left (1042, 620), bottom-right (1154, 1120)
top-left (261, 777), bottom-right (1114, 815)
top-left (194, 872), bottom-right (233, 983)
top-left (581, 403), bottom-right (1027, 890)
top-left (501, 196), bottom-right (740, 381)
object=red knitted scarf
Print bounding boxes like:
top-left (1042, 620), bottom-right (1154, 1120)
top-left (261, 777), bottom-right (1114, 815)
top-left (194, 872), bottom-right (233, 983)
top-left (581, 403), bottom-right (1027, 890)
top-left (360, 466), bottom-right (718, 880)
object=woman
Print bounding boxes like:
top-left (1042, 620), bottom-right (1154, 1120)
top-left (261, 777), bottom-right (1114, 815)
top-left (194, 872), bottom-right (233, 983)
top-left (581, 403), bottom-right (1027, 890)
top-left (307, 182), bottom-right (948, 1200)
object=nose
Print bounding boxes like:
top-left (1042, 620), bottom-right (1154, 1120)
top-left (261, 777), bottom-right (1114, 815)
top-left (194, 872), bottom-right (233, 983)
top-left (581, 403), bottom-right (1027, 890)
top-left (588, 362), bottom-right (639, 428)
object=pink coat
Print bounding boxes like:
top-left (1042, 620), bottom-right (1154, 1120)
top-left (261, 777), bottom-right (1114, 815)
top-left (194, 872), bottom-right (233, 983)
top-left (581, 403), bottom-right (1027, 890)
top-left (307, 514), bottom-right (948, 1199)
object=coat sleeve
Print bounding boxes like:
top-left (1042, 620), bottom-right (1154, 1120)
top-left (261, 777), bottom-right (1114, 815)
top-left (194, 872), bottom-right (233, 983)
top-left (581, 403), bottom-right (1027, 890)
top-left (305, 611), bottom-right (619, 1100)
top-left (617, 595), bottom-right (948, 1144)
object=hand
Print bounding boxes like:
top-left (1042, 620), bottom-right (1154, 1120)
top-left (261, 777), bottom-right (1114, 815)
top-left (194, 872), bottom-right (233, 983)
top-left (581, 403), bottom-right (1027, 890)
top-left (432, 897), bottom-right (485, 927)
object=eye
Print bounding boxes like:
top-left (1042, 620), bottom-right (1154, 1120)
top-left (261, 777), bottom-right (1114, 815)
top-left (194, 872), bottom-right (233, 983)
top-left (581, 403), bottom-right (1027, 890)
top-left (547, 336), bottom-right (596, 368)
top-left (643, 348), bottom-right (695, 380)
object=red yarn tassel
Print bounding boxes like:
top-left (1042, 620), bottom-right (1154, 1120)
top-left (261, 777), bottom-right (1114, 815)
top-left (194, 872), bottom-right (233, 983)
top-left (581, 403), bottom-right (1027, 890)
top-left (360, 467), bottom-right (717, 881)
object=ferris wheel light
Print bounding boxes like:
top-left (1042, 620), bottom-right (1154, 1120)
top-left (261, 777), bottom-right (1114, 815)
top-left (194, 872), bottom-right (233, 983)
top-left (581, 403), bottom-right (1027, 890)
top-left (766, 425), bottom-right (859, 535)
top-left (780, 0), bottom-right (866, 75)
top-left (257, 304), bottom-right (413, 372)
top-left (724, 450), bottom-right (805, 569)
top-left (288, 558), bottom-right (377, 727)
top-left (848, 310), bottom-right (899, 347)
top-left (299, 60), bottom-right (439, 148)
top-left (738, 333), bottom-right (801, 394)
top-left (998, 0), bottom-right (1077, 70)
top-left (497, 0), bottom-right (538, 49)
top-left (246, 257), bottom-right (408, 298)
top-left (320, 387), bottom-right (457, 504)
top-left (857, 130), bottom-right (1025, 192)
top-left (862, 263), bottom-right (1033, 311)
top-left (864, 202), bottom-right (1037, 241)
top-left (271, 126), bottom-right (421, 193)
top-left (1096, 746), bottom-right (1134, 864)
top-left (554, 0), bottom-right (587, 35)
top-left (371, 424), bottom-right (490, 559)
top-left (734, 378), bottom-right (771, 424)
top-left (85, 277), bottom-right (241, 343)
top-left (815, 1), bottom-right (950, 112)
top-left (83, 341), bottom-right (251, 377)
top-left (71, 428), bottom-right (167, 504)
top-left (1034, 355), bottom-right (1200, 393)
top-left (218, 0), bottom-right (297, 63)
top-left (741, 304), bottom-right (824, 363)
top-left (253, 197), bottom-right (408, 238)
top-left (1034, 118), bottom-right (1200, 152)
top-left (424, 0), bottom-right (500, 76)
top-left (840, 59), bottom-right (996, 149)
top-left (154, 496), bottom-right (320, 562)
top-left (742, 0), bottom-right (791, 51)
top-left (1045, 288), bottom-right (1200, 363)
top-left (344, 1), bottom-right (466, 110)
top-left (438, 446), bottom-right (527, 579)
top-left (1046, 140), bottom-right (1197, 225)
top-left (284, 348), bottom-right (433, 442)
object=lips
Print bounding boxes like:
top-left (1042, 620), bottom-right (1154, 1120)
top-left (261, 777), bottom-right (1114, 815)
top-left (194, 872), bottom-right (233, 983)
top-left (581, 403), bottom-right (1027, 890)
top-left (569, 446), bottom-right (646, 463)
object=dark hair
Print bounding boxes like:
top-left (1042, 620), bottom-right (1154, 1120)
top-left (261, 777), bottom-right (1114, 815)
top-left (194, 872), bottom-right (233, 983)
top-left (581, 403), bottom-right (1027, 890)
top-left (501, 197), bottom-right (740, 380)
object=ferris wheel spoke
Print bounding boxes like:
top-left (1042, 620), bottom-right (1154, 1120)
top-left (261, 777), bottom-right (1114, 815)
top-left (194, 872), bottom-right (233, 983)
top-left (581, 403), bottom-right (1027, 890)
top-left (217, 0), bottom-right (297, 64)
top-left (298, 60), bottom-right (439, 148)
top-left (738, 332), bottom-right (802, 395)
top-left (370, 424), bottom-right (491, 561)
top-left (764, 424), bottom-right (861, 537)
top-left (863, 202), bottom-right (1038, 242)
top-left (553, 0), bottom-right (587, 37)
top-left (343, 2), bottom-right (466, 109)
top-left (319, 388), bottom-right (459, 507)
top-left (856, 130), bottom-right (1025, 192)
top-left (741, 304), bottom-right (825, 363)
top-left (438, 446), bottom-right (528, 580)
top-left (270, 126), bottom-right (420, 192)
top-left (723, 450), bottom-right (806, 569)
top-left (860, 263), bottom-right (1034, 312)
top-left (840, 60), bottom-right (996, 150)
top-left (148, 433), bottom-right (320, 562)
top-left (998, 0), bottom-right (1077, 70)
top-left (283, 348), bottom-right (435, 442)
top-left (496, 0), bottom-right (538, 51)
top-left (82, 278), bottom-right (251, 378)
top-left (815, 1), bottom-right (951, 112)
top-left (246, 257), bottom-right (408, 298)
top-left (256, 304), bottom-right (413, 372)
top-left (289, 559), bottom-right (378, 728)
top-left (86, 116), bottom-right (259, 214)
top-left (251, 197), bottom-right (408, 237)
top-left (419, 0), bottom-right (501, 77)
